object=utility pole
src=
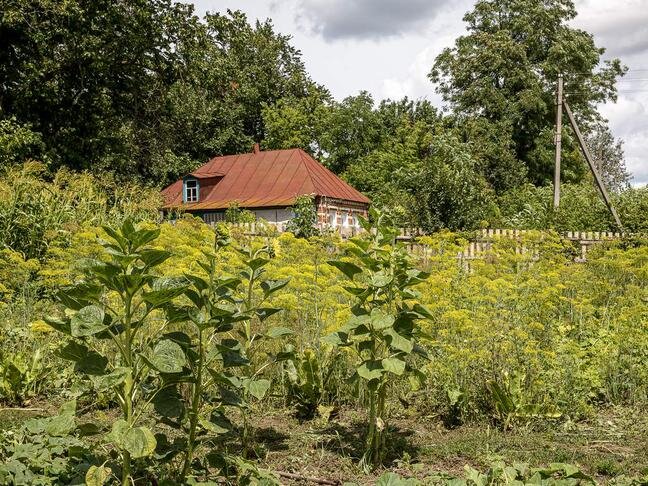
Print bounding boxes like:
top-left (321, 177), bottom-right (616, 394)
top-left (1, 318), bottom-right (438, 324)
top-left (563, 100), bottom-right (623, 228)
top-left (553, 74), bottom-right (563, 209)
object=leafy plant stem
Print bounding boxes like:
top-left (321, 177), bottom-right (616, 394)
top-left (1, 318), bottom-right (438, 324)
top-left (181, 327), bottom-right (203, 481)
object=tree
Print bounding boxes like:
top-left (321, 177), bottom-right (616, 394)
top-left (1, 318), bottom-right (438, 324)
top-left (0, 0), bottom-right (201, 177)
top-left (585, 124), bottom-right (630, 193)
top-left (430, 0), bottom-right (626, 189)
top-left (286, 194), bottom-right (319, 238)
top-left (261, 85), bottom-right (333, 157)
top-left (0, 4), bottom-right (320, 184)
top-left (0, 118), bottom-right (44, 168)
top-left (404, 134), bottom-right (498, 231)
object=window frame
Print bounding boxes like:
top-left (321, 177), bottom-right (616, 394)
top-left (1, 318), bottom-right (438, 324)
top-left (184, 178), bottom-right (199, 203)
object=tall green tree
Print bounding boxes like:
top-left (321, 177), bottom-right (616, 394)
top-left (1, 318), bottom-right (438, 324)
top-left (430, 0), bottom-right (626, 189)
top-left (585, 124), bottom-right (630, 193)
top-left (0, 0), bottom-right (200, 177)
top-left (0, 3), bottom-right (321, 184)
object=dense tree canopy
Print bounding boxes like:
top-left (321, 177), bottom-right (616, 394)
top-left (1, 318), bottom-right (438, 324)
top-left (430, 0), bottom-right (626, 189)
top-left (0, 2), bottom-right (322, 183)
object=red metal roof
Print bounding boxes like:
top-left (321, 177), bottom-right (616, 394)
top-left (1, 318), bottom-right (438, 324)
top-left (162, 148), bottom-right (371, 210)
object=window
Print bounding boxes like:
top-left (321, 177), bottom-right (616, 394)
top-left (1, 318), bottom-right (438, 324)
top-left (184, 179), bottom-right (198, 202)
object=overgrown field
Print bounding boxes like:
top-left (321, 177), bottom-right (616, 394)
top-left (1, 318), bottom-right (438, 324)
top-left (1, 203), bottom-right (647, 484)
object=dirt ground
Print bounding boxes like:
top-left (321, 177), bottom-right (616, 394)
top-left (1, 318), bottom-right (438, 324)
top-left (250, 406), bottom-right (648, 484)
top-left (1, 402), bottom-right (646, 484)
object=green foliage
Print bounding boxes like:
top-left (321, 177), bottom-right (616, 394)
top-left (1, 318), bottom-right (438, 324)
top-left (0, 348), bottom-right (49, 405)
top-left (286, 194), bottom-right (319, 238)
top-left (355, 461), bottom-right (601, 485)
top-left (430, 0), bottom-right (626, 188)
top-left (326, 209), bottom-right (430, 468)
top-left (0, 4), bottom-right (322, 182)
top-left (0, 401), bottom-right (89, 485)
top-left (0, 117), bottom-right (45, 167)
top-left (0, 205), bottom-right (647, 482)
top-left (235, 243), bottom-right (292, 452)
top-left (496, 183), bottom-right (648, 231)
top-left (225, 202), bottom-right (257, 223)
top-left (486, 372), bottom-right (562, 428)
top-left (0, 163), bottom-right (160, 260)
top-left (160, 242), bottom-right (259, 481)
top-left (284, 347), bottom-right (341, 419)
top-left (404, 134), bottom-right (498, 231)
top-left (47, 220), bottom-right (186, 483)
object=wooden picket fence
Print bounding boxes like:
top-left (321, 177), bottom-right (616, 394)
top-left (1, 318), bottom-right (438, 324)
top-left (218, 222), bottom-right (631, 263)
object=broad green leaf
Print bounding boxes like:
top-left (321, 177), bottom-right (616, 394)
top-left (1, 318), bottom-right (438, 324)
top-left (199, 411), bottom-right (232, 435)
top-left (130, 228), bottom-right (161, 250)
top-left (218, 386), bottom-right (244, 407)
top-left (256, 307), bottom-right (282, 321)
top-left (44, 316), bottom-right (71, 334)
top-left (45, 411), bottom-right (76, 437)
top-left (78, 422), bottom-right (102, 436)
top-left (376, 472), bottom-right (419, 486)
top-left (410, 369), bottom-right (427, 391)
top-left (86, 465), bottom-right (112, 486)
top-left (343, 286), bottom-right (370, 297)
top-left (92, 367), bottom-right (130, 391)
top-left (247, 257), bottom-right (269, 271)
top-left (76, 350), bottom-right (109, 376)
top-left (244, 378), bottom-right (271, 400)
top-left (357, 214), bottom-right (372, 232)
top-left (78, 260), bottom-right (121, 287)
top-left (216, 340), bottom-right (249, 368)
top-left (139, 249), bottom-right (172, 267)
top-left (149, 340), bottom-right (186, 373)
top-left (328, 260), bottom-right (363, 280)
top-left (208, 369), bottom-right (242, 389)
top-left (370, 308), bottom-right (395, 330)
top-left (381, 357), bottom-right (406, 376)
top-left (322, 331), bottom-right (348, 346)
top-left (348, 237), bottom-right (371, 251)
top-left (153, 387), bottom-right (185, 419)
top-left (143, 278), bottom-right (186, 307)
top-left (345, 314), bottom-right (371, 332)
top-left (70, 305), bottom-right (106, 337)
top-left (102, 225), bottom-right (128, 251)
top-left (357, 360), bottom-right (384, 381)
top-left (163, 331), bottom-right (193, 349)
top-left (57, 341), bottom-right (88, 362)
top-left (109, 419), bottom-right (129, 444)
top-left (384, 328), bottom-right (413, 353)
top-left (123, 426), bottom-right (157, 458)
top-left (412, 303), bottom-right (434, 319)
top-left (165, 304), bottom-right (192, 324)
top-left (370, 270), bottom-right (393, 288)
top-left (265, 326), bottom-right (293, 338)
top-left (260, 278), bottom-right (290, 298)
top-left (406, 269), bottom-right (430, 283)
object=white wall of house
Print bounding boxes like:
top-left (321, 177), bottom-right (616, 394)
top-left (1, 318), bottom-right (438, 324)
top-left (252, 208), bottom-right (293, 224)
top-left (201, 203), bottom-right (368, 232)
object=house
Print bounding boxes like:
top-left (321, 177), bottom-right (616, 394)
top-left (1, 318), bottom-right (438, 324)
top-left (161, 144), bottom-right (370, 230)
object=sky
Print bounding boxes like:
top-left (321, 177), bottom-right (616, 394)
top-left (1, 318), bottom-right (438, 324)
top-left (190, 0), bottom-right (648, 186)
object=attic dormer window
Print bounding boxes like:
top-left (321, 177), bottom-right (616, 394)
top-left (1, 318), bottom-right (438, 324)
top-left (184, 178), bottom-right (199, 203)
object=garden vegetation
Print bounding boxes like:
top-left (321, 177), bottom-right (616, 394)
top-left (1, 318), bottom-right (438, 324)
top-left (0, 168), bottom-right (646, 483)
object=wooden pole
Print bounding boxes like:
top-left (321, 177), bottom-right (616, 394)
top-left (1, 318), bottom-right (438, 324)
top-left (563, 100), bottom-right (623, 228)
top-left (553, 74), bottom-right (563, 209)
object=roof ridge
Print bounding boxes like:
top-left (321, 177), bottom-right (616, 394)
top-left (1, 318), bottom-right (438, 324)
top-left (296, 149), bottom-right (320, 198)
top-left (297, 148), bottom-right (370, 203)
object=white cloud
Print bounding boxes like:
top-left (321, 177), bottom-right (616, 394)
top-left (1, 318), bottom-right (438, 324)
top-left (294, 0), bottom-right (454, 41)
